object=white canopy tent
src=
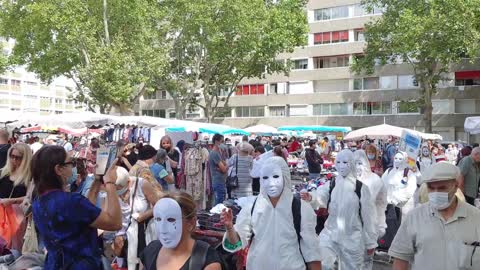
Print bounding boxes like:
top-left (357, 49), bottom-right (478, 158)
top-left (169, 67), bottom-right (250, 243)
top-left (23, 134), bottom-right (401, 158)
top-left (464, 116), bottom-right (480, 135)
top-left (244, 124), bottom-right (278, 134)
top-left (344, 124), bottom-right (443, 141)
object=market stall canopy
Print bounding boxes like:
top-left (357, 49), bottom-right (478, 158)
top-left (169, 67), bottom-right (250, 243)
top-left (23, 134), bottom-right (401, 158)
top-left (7, 112), bottom-right (121, 129)
top-left (244, 124), bottom-right (278, 134)
top-left (464, 116), bottom-right (480, 134)
top-left (277, 125), bottom-right (352, 133)
top-left (166, 122), bottom-right (249, 135)
top-left (344, 124), bottom-right (443, 141)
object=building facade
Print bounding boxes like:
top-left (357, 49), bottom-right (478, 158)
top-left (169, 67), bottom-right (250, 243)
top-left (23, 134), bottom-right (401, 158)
top-left (138, 0), bottom-right (480, 141)
top-left (0, 40), bottom-right (84, 115)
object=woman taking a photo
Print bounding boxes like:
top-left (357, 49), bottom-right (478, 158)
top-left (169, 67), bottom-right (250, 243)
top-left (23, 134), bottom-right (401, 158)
top-left (0, 142), bottom-right (32, 250)
top-left (32, 145), bottom-right (122, 270)
top-left (140, 192), bottom-right (223, 270)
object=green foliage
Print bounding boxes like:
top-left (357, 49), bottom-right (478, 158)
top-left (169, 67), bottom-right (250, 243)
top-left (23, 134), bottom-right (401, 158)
top-left (157, 0), bottom-right (308, 121)
top-left (352, 0), bottom-right (480, 132)
top-left (0, 0), bottom-right (167, 114)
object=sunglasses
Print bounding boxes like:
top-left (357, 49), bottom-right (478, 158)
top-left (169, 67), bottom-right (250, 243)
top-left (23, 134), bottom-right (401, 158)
top-left (62, 160), bottom-right (77, 167)
top-left (9, 154), bottom-right (23, 161)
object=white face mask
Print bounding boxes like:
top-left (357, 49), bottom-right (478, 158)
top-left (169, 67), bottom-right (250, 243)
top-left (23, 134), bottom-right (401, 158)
top-left (355, 159), bottom-right (369, 177)
top-left (154, 198), bottom-right (183, 249)
top-left (336, 150), bottom-right (353, 177)
top-left (429, 190), bottom-right (455, 210)
top-left (394, 153), bottom-right (405, 169)
top-left (422, 148), bottom-right (430, 157)
top-left (261, 164), bottom-right (284, 198)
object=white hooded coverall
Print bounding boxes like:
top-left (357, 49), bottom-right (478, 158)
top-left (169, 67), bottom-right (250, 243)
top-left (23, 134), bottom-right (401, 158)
top-left (223, 156), bottom-right (321, 270)
top-left (354, 150), bottom-right (387, 270)
top-left (310, 150), bottom-right (378, 270)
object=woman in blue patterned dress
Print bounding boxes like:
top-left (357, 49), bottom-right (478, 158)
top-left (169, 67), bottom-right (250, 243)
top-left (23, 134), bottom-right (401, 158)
top-left (31, 145), bottom-right (122, 270)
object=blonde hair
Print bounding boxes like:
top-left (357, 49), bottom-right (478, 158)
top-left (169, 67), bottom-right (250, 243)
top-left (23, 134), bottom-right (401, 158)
top-left (1, 142), bottom-right (33, 187)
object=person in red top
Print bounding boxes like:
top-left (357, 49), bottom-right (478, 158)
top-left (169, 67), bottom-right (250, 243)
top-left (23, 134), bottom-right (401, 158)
top-left (288, 136), bottom-right (302, 153)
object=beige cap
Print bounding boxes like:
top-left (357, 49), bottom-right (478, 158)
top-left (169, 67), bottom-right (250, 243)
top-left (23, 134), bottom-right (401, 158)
top-left (422, 161), bottom-right (460, 183)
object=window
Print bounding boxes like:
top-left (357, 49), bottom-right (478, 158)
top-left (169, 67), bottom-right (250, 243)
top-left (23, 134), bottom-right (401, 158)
top-left (289, 105), bottom-right (308, 116)
top-left (0, 78), bottom-right (8, 85)
top-left (293, 59), bottom-right (308, 70)
top-left (269, 106), bottom-right (285, 117)
top-left (354, 29), bottom-right (365, 41)
top-left (10, 80), bottom-right (20, 86)
top-left (398, 75), bottom-right (419, 89)
top-left (313, 103), bottom-right (348, 115)
top-left (455, 100), bottom-right (477, 113)
top-left (432, 100), bottom-right (450, 114)
top-left (397, 101), bottom-right (420, 114)
top-left (55, 98), bottom-right (63, 104)
top-left (269, 83), bottom-right (278, 95)
top-left (25, 81), bottom-right (37, 86)
top-left (353, 77), bottom-right (380, 90)
top-left (313, 31), bottom-right (349, 45)
top-left (157, 90), bottom-right (167, 99)
top-left (235, 106), bottom-right (264, 118)
top-left (169, 111), bottom-right (176, 118)
top-left (380, 76), bottom-right (397, 89)
top-left (235, 84), bottom-right (265, 96)
top-left (314, 6), bottom-right (349, 21)
top-left (313, 55), bottom-right (349, 69)
top-left (142, 109), bottom-right (166, 118)
top-left (353, 4), bottom-right (383, 16)
top-left (353, 102), bottom-right (391, 115)
top-left (455, 71), bottom-right (480, 86)
top-left (331, 6), bottom-right (349, 19)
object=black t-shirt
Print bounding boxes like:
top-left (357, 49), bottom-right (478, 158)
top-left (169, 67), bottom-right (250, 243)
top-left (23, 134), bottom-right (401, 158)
top-left (0, 144), bottom-right (11, 169)
top-left (305, 148), bottom-right (323, 174)
top-left (167, 149), bottom-right (180, 177)
top-left (0, 175), bottom-right (27, 198)
top-left (140, 240), bottom-right (223, 270)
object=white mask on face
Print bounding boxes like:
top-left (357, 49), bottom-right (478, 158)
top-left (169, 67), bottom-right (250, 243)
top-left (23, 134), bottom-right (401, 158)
top-left (261, 163), bottom-right (284, 198)
top-left (393, 153), bottom-right (406, 169)
top-left (422, 148), bottom-right (430, 157)
top-left (336, 150), bottom-right (354, 177)
top-left (355, 159), bottom-right (369, 177)
top-left (428, 187), bottom-right (456, 210)
top-left (154, 198), bottom-right (183, 249)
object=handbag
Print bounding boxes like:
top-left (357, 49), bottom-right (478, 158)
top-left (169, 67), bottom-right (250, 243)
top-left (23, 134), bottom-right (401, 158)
top-left (113, 168), bottom-right (143, 258)
top-left (226, 155), bottom-right (239, 189)
top-left (21, 215), bottom-right (39, 254)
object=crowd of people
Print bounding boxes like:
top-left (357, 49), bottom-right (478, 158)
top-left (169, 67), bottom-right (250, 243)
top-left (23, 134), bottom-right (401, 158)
top-left (0, 127), bottom-right (479, 270)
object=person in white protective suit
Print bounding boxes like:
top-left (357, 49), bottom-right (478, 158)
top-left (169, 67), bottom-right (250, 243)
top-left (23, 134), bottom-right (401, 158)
top-left (382, 152), bottom-right (417, 219)
top-left (413, 144), bottom-right (435, 206)
top-left (220, 156), bottom-right (322, 270)
top-left (354, 150), bottom-right (388, 270)
top-left (301, 149), bottom-right (377, 270)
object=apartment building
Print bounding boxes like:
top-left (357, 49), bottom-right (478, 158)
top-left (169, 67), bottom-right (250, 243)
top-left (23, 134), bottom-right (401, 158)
top-left (138, 0), bottom-right (480, 141)
top-left (0, 39), bottom-right (84, 115)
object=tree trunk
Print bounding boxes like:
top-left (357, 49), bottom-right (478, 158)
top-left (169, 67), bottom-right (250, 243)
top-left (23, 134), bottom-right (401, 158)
top-left (173, 98), bottom-right (186, 119)
top-left (423, 84), bottom-right (433, 133)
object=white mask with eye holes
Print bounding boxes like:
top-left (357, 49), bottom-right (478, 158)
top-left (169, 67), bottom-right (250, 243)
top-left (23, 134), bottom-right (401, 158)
top-left (355, 158), bottom-right (369, 178)
top-left (393, 152), bottom-right (406, 169)
top-left (261, 163), bottom-right (284, 198)
top-left (336, 150), bottom-right (355, 178)
top-left (153, 198), bottom-right (183, 249)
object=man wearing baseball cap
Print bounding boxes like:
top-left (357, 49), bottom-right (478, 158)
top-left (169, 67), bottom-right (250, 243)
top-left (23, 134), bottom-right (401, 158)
top-left (389, 162), bottom-right (480, 270)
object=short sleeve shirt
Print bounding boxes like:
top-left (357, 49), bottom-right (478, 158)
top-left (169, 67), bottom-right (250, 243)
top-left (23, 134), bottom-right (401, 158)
top-left (33, 191), bottom-right (102, 270)
top-left (458, 156), bottom-right (480, 198)
top-left (150, 163), bottom-right (169, 190)
top-left (389, 201), bottom-right (480, 270)
top-left (209, 150), bottom-right (226, 184)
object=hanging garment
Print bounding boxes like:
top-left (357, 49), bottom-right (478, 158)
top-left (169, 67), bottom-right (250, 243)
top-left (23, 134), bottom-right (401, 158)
top-left (184, 147), bottom-right (204, 202)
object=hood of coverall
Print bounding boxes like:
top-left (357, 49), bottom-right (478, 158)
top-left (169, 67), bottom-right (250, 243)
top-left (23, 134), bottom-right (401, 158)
top-left (354, 150), bottom-right (374, 179)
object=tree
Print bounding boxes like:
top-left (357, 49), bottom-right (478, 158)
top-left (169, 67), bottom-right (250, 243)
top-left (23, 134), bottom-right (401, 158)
top-left (156, 0), bottom-right (308, 122)
top-left (0, 0), bottom-right (167, 115)
top-left (352, 0), bottom-right (480, 132)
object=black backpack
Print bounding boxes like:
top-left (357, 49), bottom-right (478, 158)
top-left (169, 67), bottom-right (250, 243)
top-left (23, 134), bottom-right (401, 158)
top-left (327, 178), bottom-right (364, 227)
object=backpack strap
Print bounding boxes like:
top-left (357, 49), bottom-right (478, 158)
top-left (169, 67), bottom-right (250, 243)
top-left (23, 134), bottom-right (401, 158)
top-left (291, 196), bottom-right (305, 263)
top-left (327, 179), bottom-right (336, 209)
top-left (250, 197), bottom-right (258, 241)
top-left (189, 240), bottom-right (210, 270)
top-left (355, 180), bottom-right (364, 227)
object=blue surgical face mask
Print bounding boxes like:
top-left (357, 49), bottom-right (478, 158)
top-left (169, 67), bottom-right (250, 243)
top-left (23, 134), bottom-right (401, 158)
top-left (67, 167), bottom-right (78, 185)
top-left (367, 154), bottom-right (376, 160)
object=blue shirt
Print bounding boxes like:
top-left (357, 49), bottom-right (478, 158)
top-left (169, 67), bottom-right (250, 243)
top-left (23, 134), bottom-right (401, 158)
top-left (33, 190), bottom-right (102, 270)
top-left (150, 163), bottom-right (169, 190)
top-left (209, 150), bottom-right (226, 184)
